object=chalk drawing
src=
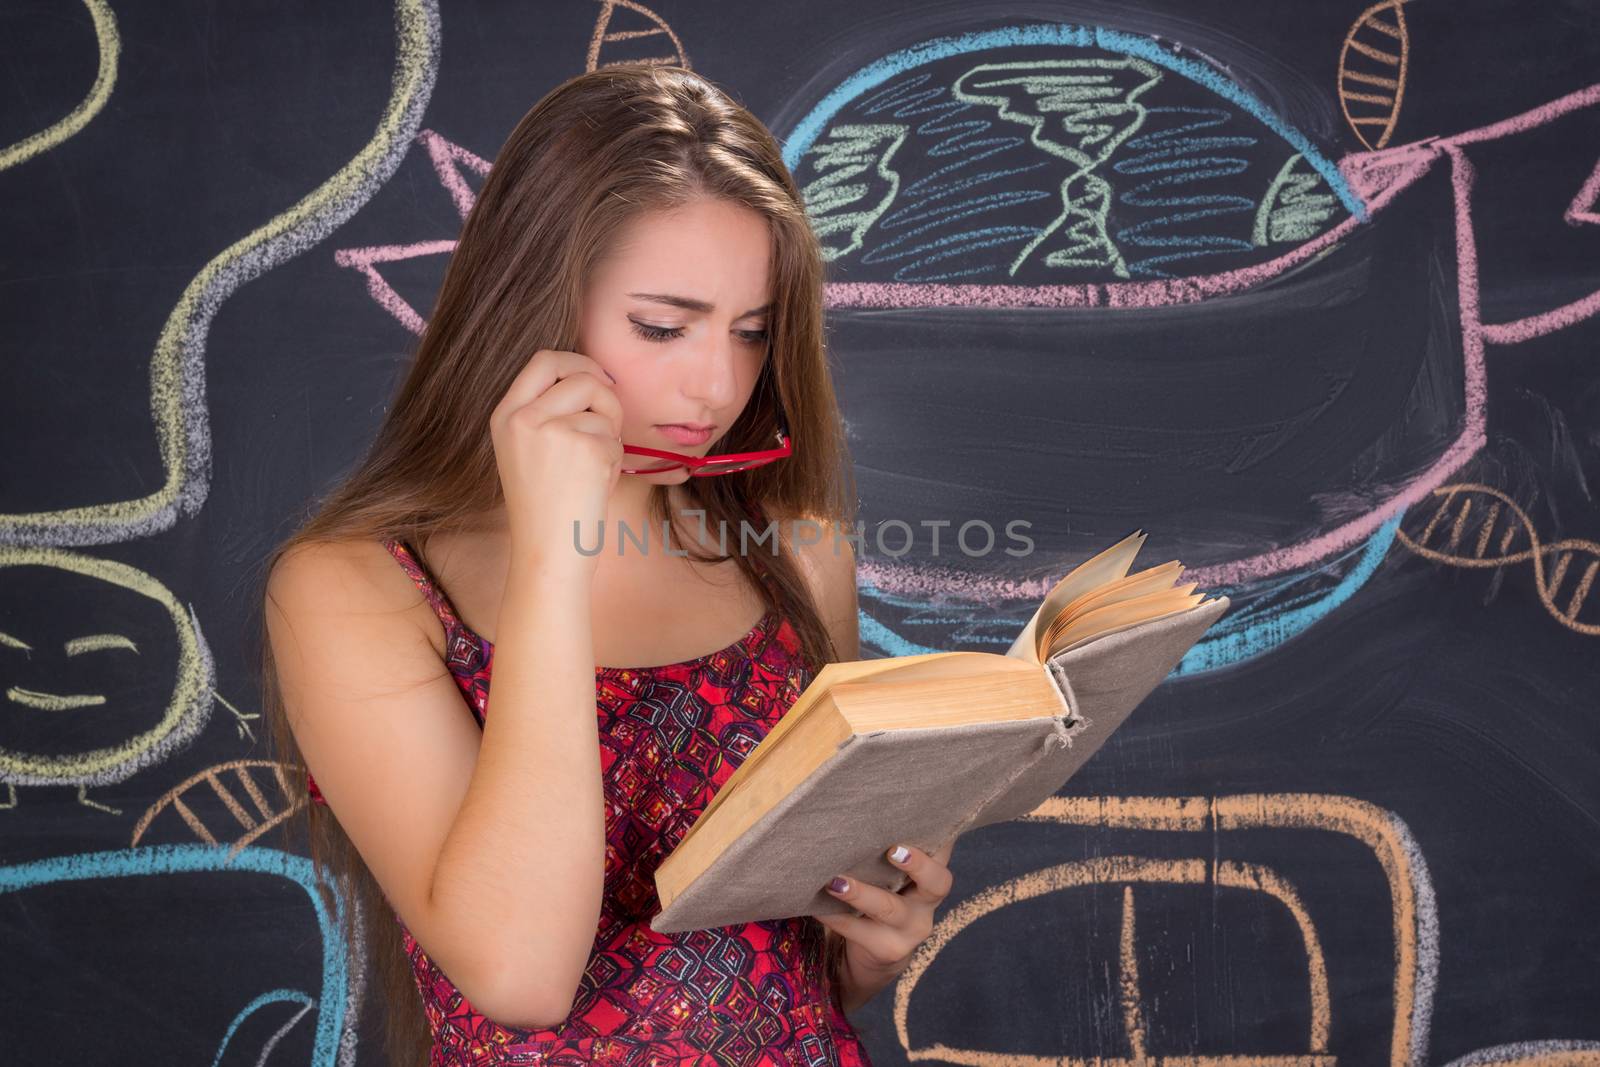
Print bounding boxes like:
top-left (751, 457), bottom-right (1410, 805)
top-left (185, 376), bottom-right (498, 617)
top-left (889, 794), bottom-right (1600, 1065)
top-left (0, 0), bottom-right (119, 172)
top-left (767, 25), bottom-right (1594, 668)
top-left (0, 844), bottom-right (359, 1067)
top-left (0, 0), bottom-right (439, 547)
top-left (0, 546), bottom-right (218, 813)
top-left (1396, 482), bottom-right (1600, 635)
top-left (1338, 1), bottom-right (1412, 151)
top-left (333, 129), bottom-right (491, 334)
top-left (587, 0), bottom-right (688, 71)
top-left (129, 758), bottom-right (307, 859)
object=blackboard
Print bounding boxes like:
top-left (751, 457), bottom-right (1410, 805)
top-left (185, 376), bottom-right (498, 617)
top-left (3, 0), bottom-right (1598, 1062)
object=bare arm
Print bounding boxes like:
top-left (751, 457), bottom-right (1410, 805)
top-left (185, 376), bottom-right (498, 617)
top-left (266, 541), bottom-right (604, 1029)
top-left (428, 551), bottom-right (606, 1021)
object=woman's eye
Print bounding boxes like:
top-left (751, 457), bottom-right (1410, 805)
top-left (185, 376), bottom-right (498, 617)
top-left (630, 321), bottom-right (683, 343)
top-left (630, 321), bottom-right (770, 346)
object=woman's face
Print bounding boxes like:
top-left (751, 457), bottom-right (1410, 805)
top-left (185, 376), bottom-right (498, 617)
top-left (578, 196), bottom-right (774, 483)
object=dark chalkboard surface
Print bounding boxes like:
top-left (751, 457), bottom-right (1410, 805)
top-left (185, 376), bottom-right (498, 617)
top-left (4, 1), bottom-right (1598, 1062)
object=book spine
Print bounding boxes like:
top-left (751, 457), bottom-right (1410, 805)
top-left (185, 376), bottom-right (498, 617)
top-left (1044, 657), bottom-right (1082, 722)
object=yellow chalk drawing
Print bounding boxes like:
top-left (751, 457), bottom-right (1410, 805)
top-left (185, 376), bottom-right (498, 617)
top-left (1397, 482), bottom-right (1600, 636)
top-left (1438, 1048), bottom-right (1600, 1066)
top-left (62, 632), bottom-right (139, 656)
top-left (1338, 0), bottom-right (1411, 150)
top-left (210, 687), bottom-right (261, 742)
top-left (0, 0), bottom-right (438, 543)
top-left (0, 546), bottom-right (214, 815)
top-left (5, 632), bottom-right (143, 710)
top-left (892, 794), bottom-right (1427, 1065)
top-left (130, 759), bottom-right (304, 860)
top-left (1254, 154), bottom-right (1342, 245)
top-left (801, 124), bottom-right (909, 261)
top-left (0, 0), bottom-right (119, 172)
top-left (587, 0), bottom-right (688, 72)
top-left (951, 59), bottom-right (1163, 278)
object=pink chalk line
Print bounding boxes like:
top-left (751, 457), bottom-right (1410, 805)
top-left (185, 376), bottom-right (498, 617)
top-left (332, 130), bottom-right (490, 335)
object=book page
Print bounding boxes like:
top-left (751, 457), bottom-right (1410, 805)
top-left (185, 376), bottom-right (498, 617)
top-left (1047, 587), bottom-right (1202, 656)
top-left (1040, 559), bottom-right (1185, 652)
top-left (1006, 529), bottom-right (1148, 661)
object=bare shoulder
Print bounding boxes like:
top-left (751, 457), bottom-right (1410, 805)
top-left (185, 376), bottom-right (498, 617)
top-left (267, 537), bottom-right (411, 612)
top-left (265, 538), bottom-right (443, 660)
top-left (263, 539), bottom-right (458, 753)
top-left (772, 508), bottom-right (860, 661)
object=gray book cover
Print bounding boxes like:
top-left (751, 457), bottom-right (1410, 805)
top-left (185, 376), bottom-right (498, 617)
top-left (649, 595), bottom-right (1230, 934)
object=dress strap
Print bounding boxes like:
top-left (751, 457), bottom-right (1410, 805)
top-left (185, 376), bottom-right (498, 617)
top-left (381, 538), bottom-right (465, 635)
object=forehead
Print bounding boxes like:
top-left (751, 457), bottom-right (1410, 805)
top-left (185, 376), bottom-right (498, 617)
top-left (593, 199), bottom-right (772, 305)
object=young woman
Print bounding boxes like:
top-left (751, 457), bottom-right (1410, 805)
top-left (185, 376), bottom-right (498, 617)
top-left (258, 64), bottom-right (955, 1066)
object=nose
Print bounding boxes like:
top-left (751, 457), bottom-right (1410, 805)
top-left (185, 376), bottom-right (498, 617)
top-left (681, 332), bottom-right (744, 410)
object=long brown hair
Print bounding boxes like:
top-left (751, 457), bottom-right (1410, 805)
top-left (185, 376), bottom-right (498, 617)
top-left (252, 64), bottom-right (857, 1066)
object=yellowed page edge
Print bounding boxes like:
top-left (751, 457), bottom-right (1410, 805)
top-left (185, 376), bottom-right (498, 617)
top-left (1047, 587), bottom-right (1202, 655)
top-left (1016, 530), bottom-right (1148, 661)
top-left (1041, 560), bottom-right (1184, 651)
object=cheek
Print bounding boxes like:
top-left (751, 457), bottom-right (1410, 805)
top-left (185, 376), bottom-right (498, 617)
top-left (587, 332), bottom-right (656, 401)
top-left (612, 371), bottom-right (667, 427)
top-left (579, 306), bottom-right (649, 361)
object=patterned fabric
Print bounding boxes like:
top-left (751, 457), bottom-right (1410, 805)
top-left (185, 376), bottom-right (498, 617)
top-left (306, 534), bottom-right (873, 1066)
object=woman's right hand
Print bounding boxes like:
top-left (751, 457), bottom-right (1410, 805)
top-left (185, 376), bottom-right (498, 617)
top-left (489, 348), bottom-right (625, 576)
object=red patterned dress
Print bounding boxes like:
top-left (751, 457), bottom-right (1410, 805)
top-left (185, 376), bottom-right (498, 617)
top-left (306, 537), bottom-right (873, 1066)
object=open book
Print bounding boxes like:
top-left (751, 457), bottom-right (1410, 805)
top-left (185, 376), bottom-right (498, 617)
top-left (649, 529), bottom-right (1230, 934)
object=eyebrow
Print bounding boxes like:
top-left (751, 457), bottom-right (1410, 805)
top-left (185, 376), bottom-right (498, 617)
top-left (627, 292), bottom-right (770, 319)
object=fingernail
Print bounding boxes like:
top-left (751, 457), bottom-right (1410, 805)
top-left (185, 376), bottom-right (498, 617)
top-left (888, 845), bottom-right (910, 864)
top-left (828, 876), bottom-right (849, 893)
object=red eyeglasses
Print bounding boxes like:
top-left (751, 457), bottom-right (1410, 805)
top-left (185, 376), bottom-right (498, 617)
top-left (620, 428), bottom-right (792, 476)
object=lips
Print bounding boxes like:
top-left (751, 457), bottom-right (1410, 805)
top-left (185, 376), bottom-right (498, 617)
top-left (657, 424), bottom-right (714, 445)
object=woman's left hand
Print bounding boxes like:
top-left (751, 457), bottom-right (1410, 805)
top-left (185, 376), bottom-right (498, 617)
top-left (816, 839), bottom-right (956, 984)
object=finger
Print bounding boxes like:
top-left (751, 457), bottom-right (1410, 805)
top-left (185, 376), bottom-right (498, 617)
top-left (533, 372), bottom-right (625, 437)
top-left (499, 375), bottom-right (623, 449)
top-left (561, 410), bottom-right (625, 444)
top-left (492, 348), bottom-right (582, 412)
top-left (885, 843), bottom-right (954, 905)
top-left (495, 350), bottom-right (598, 410)
top-left (812, 910), bottom-right (905, 964)
top-left (824, 872), bottom-right (910, 930)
